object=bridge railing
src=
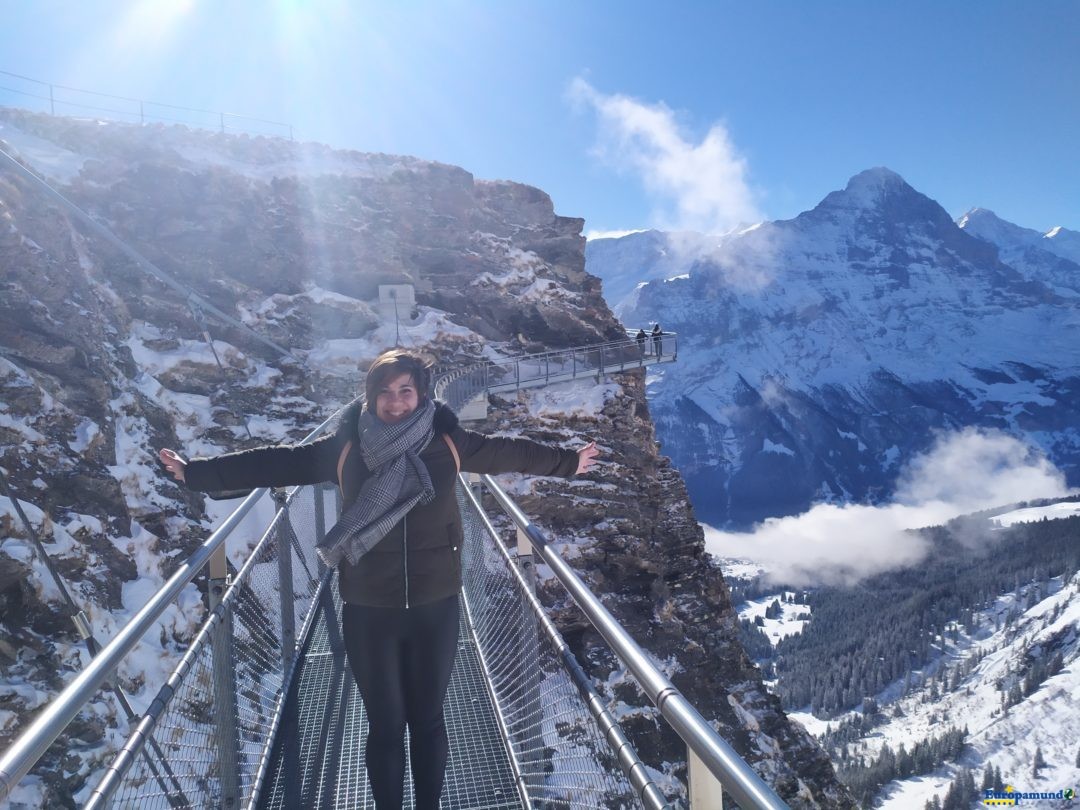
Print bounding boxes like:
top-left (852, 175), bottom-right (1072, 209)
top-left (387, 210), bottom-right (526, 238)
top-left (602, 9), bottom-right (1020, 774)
top-left (455, 481), bottom-right (667, 809)
top-left (0, 399), bottom-right (356, 808)
top-left (477, 477), bottom-right (787, 810)
top-left (438, 333), bottom-right (677, 404)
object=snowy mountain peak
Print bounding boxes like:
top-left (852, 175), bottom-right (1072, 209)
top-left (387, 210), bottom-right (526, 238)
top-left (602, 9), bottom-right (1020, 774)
top-left (956, 207), bottom-right (1033, 244)
top-left (845, 166), bottom-right (907, 193)
top-left (808, 167), bottom-right (951, 229)
top-left (959, 208), bottom-right (1080, 273)
top-left (1042, 225), bottom-right (1080, 266)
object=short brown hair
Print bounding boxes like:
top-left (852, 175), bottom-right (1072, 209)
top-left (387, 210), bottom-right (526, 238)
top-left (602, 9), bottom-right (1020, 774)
top-left (364, 349), bottom-right (433, 407)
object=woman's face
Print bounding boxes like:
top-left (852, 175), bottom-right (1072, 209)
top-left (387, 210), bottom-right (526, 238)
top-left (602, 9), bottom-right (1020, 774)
top-left (375, 372), bottom-right (420, 424)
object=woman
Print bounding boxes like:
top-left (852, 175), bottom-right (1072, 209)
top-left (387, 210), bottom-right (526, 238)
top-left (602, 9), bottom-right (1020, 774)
top-left (159, 348), bottom-right (599, 810)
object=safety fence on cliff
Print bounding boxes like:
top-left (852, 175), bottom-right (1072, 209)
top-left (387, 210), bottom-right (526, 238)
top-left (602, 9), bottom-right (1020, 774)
top-left (0, 349), bottom-right (788, 810)
top-left (0, 72), bottom-right (293, 138)
top-left (436, 330), bottom-right (678, 409)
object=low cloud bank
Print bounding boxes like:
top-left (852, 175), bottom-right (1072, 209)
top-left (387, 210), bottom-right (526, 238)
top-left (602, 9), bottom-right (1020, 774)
top-left (704, 428), bottom-right (1072, 586)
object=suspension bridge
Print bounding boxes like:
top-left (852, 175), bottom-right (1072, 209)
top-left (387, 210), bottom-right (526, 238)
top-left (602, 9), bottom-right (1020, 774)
top-left (0, 127), bottom-right (789, 809)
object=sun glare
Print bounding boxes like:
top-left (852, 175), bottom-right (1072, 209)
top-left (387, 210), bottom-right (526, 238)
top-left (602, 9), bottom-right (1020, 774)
top-left (108, 0), bottom-right (197, 50)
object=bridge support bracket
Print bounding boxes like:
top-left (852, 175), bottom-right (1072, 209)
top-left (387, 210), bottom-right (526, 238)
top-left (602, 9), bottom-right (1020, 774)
top-left (688, 746), bottom-right (725, 809)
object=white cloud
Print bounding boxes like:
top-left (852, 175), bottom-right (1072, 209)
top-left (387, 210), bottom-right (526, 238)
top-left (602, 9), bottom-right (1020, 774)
top-left (704, 428), bottom-right (1072, 586)
top-left (568, 78), bottom-right (761, 235)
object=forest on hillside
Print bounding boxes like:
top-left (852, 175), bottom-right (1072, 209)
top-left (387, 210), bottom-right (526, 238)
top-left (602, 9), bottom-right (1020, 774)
top-left (735, 514), bottom-right (1080, 718)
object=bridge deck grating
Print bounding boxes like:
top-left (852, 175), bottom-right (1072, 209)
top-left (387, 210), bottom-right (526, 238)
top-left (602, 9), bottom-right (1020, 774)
top-left (257, 579), bottom-right (521, 810)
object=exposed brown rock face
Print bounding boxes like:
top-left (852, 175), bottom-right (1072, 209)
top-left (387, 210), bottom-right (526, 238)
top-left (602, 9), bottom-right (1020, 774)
top-left (0, 109), bottom-right (851, 807)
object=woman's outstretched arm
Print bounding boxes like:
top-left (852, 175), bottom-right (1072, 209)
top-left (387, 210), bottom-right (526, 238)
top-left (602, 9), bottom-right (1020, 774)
top-left (454, 428), bottom-right (601, 479)
top-left (157, 437), bottom-right (341, 493)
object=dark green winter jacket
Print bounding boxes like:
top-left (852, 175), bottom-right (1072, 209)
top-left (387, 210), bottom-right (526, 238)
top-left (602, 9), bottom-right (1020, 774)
top-left (184, 401), bottom-right (578, 607)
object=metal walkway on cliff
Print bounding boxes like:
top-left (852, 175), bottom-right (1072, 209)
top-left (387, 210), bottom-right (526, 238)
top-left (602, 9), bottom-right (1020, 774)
top-left (0, 338), bottom-right (787, 810)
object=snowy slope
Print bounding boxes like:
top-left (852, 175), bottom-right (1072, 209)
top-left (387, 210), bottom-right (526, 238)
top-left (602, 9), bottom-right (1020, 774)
top-left (722, 503), bottom-right (1080, 808)
top-left (589, 168), bottom-right (1080, 527)
top-left (845, 569), bottom-right (1080, 809)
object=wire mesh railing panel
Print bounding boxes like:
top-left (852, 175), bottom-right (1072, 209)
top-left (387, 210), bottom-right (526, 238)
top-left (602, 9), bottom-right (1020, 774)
top-left (457, 484), bottom-right (641, 810)
top-left (106, 483), bottom-right (329, 809)
top-left (109, 644), bottom-right (223, 809)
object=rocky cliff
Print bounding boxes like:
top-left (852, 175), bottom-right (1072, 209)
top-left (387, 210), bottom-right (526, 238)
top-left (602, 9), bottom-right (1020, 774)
top-left (0, 109), bottom-right (850, 806)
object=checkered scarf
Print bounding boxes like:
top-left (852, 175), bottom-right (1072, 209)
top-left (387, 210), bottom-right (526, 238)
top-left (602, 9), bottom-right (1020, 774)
top-left (315, 398), bottom-right (437, 567)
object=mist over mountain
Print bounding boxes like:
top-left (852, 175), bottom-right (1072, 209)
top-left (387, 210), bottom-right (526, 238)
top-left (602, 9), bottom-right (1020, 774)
top-left (589, 168), bottom-right (1080, 530)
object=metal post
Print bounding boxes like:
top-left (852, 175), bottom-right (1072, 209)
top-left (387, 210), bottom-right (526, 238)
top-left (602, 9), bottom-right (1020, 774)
top-left (391, 289), bottom-right (400, 345)
top-left (514, 525), bottom-right (541, 790)
top-left (207, 545), bottom-right (241, 810)
top-left (689, 746), bottom-right (726, 808)
top-left (314, 484), bottom-right (328, 576)
top-left (140, 101), bottom-right (144, 124)
top-left (49, 85), bottom-right (54, 115)
top-left (274, 492), bottom-right (297, 676)
top-left (599, 344), bottom-right (605, 378)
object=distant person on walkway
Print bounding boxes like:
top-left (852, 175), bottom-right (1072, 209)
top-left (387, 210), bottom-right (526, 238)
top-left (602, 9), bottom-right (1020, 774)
top-left (635, 328), bottom-right (647, 355)
top-left (652, 323), bottom-right (663, 357)
top-left (159, 349), bottom-right (600, 810)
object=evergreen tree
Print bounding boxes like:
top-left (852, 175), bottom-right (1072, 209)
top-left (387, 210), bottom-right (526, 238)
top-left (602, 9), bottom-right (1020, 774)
top-left (1049, 651), bottom-right (1064, 677)
top-left (962, 769), bottom-right (977, 803)
top-left (1032, 746), bottom-right (1046, 778)
top-left (765, 598), bottom-right (782, 619)
top-left (942, 778), bottom-right (959, 810)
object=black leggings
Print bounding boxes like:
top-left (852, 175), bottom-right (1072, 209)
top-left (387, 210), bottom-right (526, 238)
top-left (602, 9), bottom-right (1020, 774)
top-left (342, 595), bottom-right (460, 810)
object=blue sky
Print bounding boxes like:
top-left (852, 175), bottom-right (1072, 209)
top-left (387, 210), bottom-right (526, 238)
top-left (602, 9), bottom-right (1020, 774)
top-left (2, 1), bottom-right (1077, 237)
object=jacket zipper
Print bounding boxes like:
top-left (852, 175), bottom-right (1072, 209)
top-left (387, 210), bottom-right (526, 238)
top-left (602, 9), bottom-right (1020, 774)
top-left (403, 513), bottom-right (409, 609)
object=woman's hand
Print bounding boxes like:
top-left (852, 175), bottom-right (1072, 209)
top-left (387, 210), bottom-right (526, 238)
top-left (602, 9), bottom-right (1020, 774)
top-left (575, 441), bottom-right (600, 475)
top-left (158, 448), bottom-right (188, 483)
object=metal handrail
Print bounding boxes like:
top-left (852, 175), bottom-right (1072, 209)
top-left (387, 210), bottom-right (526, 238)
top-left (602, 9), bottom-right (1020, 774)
top-left (491, 332), bottom-right (677, 368)
top-left (434, 333), bottom-right (678, 407)
top-left (480, 475), bottom-right (789, 810)
top-left (0, 396), bottom-right (359, 803)
top-left (459, 480), bottom-right (669, 809)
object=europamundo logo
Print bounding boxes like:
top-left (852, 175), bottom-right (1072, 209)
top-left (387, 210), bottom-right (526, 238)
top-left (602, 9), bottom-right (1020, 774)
top-left (984, 786), bottom-right (1076, 805)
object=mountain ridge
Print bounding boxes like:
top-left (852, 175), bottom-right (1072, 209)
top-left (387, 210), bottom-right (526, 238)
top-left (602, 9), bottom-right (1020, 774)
top-left (588, 168), bottom-right (1080, 528)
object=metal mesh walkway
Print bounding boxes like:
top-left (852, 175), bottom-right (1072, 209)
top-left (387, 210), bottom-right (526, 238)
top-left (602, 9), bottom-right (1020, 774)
top-left (256, 576), bottom-right (521, 810)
